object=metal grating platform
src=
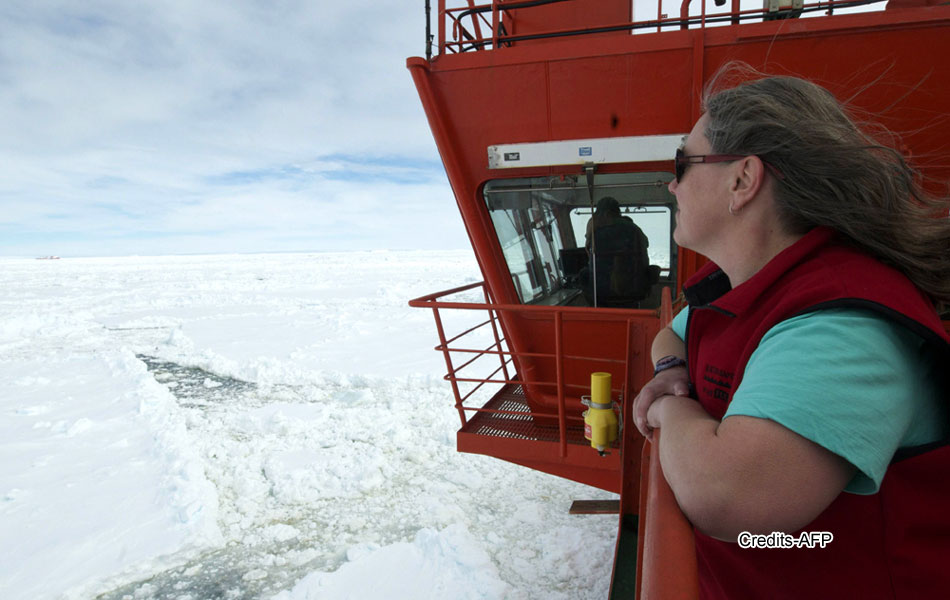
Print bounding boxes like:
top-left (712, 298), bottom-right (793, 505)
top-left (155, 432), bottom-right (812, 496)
top-left (461, 383), bottom-right (590, 445)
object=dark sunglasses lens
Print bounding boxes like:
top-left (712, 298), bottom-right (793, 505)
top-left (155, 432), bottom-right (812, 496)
top-left (675, 148), bottom-right (684, 182)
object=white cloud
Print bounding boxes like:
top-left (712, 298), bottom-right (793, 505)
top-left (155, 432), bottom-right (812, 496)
top-left (0, 0), bottom-right (462, 256)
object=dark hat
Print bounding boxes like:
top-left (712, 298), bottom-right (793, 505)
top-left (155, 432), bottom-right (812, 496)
top-left (596, 196), bottom-right (621, 214)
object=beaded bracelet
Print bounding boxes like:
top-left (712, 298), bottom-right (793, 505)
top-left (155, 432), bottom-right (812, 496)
top-left (653, 355), bottom-right (686, 376)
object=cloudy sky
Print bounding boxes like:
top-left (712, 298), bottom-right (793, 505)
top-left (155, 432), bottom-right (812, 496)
top-left (0, 1), bottom-right (465, 257)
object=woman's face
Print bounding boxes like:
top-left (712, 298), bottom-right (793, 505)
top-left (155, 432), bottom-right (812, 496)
top-left (668, 114), bottom-right (732, 256)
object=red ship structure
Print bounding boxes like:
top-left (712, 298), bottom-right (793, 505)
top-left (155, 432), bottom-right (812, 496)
top-left (407, 0), bottom-right (950, 596)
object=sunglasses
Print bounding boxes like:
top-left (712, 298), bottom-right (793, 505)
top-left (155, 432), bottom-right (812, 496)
top-left (674, 147), bottom-right (784, 183)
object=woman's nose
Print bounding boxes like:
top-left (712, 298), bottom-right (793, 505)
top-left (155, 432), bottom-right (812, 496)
top-left (668, 177), bottom-right (678, 194)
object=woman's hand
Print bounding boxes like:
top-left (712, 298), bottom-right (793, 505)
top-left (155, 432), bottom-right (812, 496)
top-left (633, 365), bottom-right (690, 440)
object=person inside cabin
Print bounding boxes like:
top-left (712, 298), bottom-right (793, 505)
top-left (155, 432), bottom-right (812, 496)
top-left (579, 196), bottom-right (652, 306)
top-left (632, 62), bottom-right (950, 598)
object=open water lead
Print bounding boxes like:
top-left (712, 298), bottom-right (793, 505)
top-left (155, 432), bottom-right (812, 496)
top-left (581, 372), bottom-right (619, 456)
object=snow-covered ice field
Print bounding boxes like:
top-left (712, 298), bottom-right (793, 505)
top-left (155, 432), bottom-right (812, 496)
top-left (0, 251), bottom-right (617, 600)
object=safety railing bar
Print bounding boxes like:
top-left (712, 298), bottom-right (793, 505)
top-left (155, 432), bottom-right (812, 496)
top-left (471, 4), bottom-right (815, 46)
top-left (491, 0), bottom-right (499, 50)
top-left (475, 9), bottom-right (493, 33)
top-left (446, 369), bottom-right (619, 390)
top-left (458, 406), bottom-right (538, 418)
top-left (431, 305), bottom-right (468, 428)
top-left (444, 0), bottom-right (573, 24)
top-left (452, 376), bottom-right (625, 397)
top-left (440, 7), bottom-right (491, 53)
top-left (623, 318), bottom-right (634, 449)
top-left (562, 353), bottom-right (626, 365)
top-left (409, 281), bottom-right (485, 303)
top-left (457, 397), bottom-right (584, 414)
top-left (446, 7), bottom-right (480, 44)
top-left (438, 349), bottom-right (623, 405)
top-left (466, 0), bottom-right (486, 43)
top-left (443, 348), bottom-right (627, 380)
top-left (446, 375), bottom-right (538, 385)
top-left (674, 0), bottom-right (865, 23)
top-left (439, 0), bottom-right (887, 53)
top-left (438, 346), bottom-right (556, 360)
top-left (456, 357), bottom-right (508, 402)
top-left (458, 405), bottom-right (587, 423)
top-left (555, 311), bottom-right (567, 457)
top-left (447, 348), bottom-right (624, 366)
top-left (451, 11), bottom-right (494, 52)
top-left (436, 343), bottom-right (625, 367)
top-left (459, 373), bottom-right (511, 403)
top-left (418, 298), bottom-right (660, 319)
top-left (678, 0), bottom-right (825, 21)
top-left (484, 288), bottom-right (513, 382)
top-left (453, 350), bottom-right (511, 395)
top-left (453, 20), bottom-right (478, 44)
top-left (434, 331), bottom-right (508, 351)
top-left (438, 0), bottom-right (446, 54)
top-left (447, 375), bottom-right (620, 400)
top-left (413, 296), bottom-right (662, 320)
top-left (440, 316), bottom-right (497, 346)
top-left (446, 341), bottom-right (514, 365)
top-left (416, 277), bottom-right (656, 451)
top-left (448, 364), bottom-right (624, 395)
top-left (458, 377), bottom-right (495, 403)
top-left (447, 353), bottom-right (516, 381)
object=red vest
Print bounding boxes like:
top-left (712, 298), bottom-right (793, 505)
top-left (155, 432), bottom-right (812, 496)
top-left (683, 227), bottom-right (950, 600)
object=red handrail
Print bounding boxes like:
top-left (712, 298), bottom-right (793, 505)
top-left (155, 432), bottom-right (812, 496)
top-left (636, 430), bottom-right (700, 599)
top-left (434, 0), bottom-right (887, 55)
top-left (635, 286), bottom-right (699, 599)
top-left (409, 281), bottom-right (661, 445)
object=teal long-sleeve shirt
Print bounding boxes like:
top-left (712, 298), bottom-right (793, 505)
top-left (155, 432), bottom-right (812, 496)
top-left (671, 306), bottom-right (947, 494)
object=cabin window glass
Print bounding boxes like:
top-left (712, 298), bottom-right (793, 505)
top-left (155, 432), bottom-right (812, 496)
top-left (484, 172), bottom-right (676, 307)
top-left (569, 206), bottom-right (672, 270)
top-left (487, 198), bottom-right (562, 303)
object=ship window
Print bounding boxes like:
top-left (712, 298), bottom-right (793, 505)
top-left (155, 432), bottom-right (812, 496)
top-left (483, 172), bottom-right (676, 307)
top-left (569, 205), bottom-right (672, 271)
top-left (487, 193), bottom-right (563, 304)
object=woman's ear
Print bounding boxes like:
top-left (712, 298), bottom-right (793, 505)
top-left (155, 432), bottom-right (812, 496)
top-left (729, 155), bottom-right (767, 213)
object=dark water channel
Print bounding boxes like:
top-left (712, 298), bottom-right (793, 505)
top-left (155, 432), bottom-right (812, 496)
top-left (93, 357), bottom-right (328, 600)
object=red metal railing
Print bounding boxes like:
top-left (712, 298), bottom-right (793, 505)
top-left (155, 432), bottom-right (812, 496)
top-left (631, 287), bottom-right (700, 599)
top-left (635, 429), bottom-right (701, 599)
top-left (413, 282), bottom-right (701, 597)
top-left (409, 282), bottom-right (670, 457)
top-left (435, 0), bottom-right (887, 55)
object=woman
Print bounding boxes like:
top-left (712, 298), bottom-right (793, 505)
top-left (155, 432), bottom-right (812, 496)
top-left (633, 64), bottom-right (950, 599)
